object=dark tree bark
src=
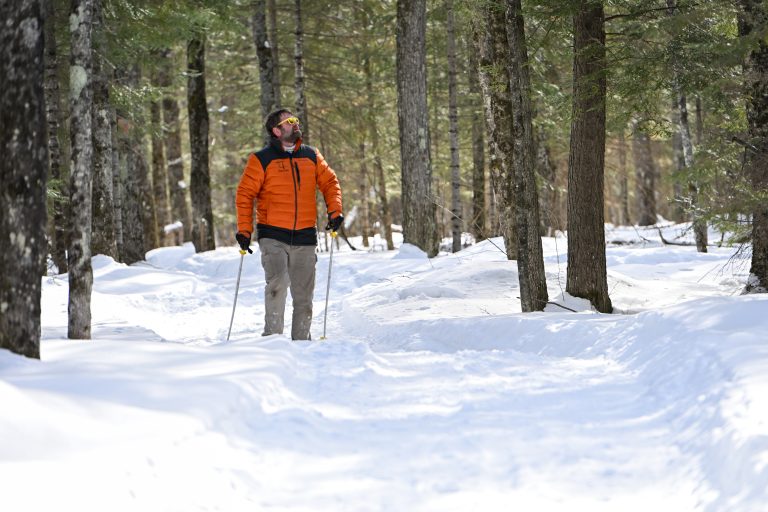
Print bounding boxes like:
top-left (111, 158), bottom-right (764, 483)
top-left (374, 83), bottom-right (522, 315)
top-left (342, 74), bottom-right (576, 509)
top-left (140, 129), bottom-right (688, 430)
top-left (150, 97), bottom-right (171, 246)
top-left (473, 3), bottom-right (517, 259)
top-left (268, 0), bottom-right (282, 107)
top-left (671, 100), bottom-right (686, 222)
top-left (739, 0), bottom-right (768, 293)
top-left (447, 0), bottom-right (462, 253)
top-left (117, 66), bottom-right (146, 264)
top-left (43, 0), bottom-right (68, 274)
top-left (0, 0), bottom-right (47, 358)
top-left (111, 100), bottom-right (123, 255)
top-left (159, 50), bottom-right (190, 243)
top-left (632, 122), bottom-right (658, 226)
top-left (566, 1), bottom-right (612, 313)
top-left (68, 0), bottom-right (94, 338)
top-left (294, 0), bottom-right (309, 143)
top-left (187, 37), bottom-right (215, 252)
top-left (91, 0), bottom-right (117, 258)
top-left (467, 37), bottom-right (486, 242)
top-left (505, 0), bottom-right (548, 311)
top-left (253, 0), bottom-right (277, 144)
top-left (617, 129), bottom-right (630, 226)
top-left (396, 0), bottom-right (438, 256)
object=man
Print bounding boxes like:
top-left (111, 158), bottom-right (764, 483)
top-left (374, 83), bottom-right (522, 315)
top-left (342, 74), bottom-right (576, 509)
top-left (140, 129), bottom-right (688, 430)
top-left (235, 109), bottom-right (343, 340)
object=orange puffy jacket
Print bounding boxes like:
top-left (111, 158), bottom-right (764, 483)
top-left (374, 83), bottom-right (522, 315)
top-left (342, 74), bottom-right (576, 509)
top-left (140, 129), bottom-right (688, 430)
top-left (236, 138), bottom-right (342, 246)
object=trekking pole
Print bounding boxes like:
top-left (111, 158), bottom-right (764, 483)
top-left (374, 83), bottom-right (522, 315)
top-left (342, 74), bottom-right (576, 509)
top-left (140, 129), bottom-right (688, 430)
top-left (226, 249), bottom-right (247, 341)
top-left (320, 231), bottom-right (338, 340)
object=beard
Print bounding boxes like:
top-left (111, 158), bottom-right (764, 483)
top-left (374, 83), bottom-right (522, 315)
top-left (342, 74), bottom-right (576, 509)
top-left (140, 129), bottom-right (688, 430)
top-left (281, 128), bottom-right (301, 145)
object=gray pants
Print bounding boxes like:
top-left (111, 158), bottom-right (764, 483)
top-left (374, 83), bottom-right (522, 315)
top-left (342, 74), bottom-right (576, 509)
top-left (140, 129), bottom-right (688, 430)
top-left (259, 238), bottom-right (317, 340)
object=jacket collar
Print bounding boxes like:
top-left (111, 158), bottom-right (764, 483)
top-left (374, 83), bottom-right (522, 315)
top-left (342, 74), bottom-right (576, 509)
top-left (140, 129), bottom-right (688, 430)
top-left (269, 136), bottom-right (303, 154)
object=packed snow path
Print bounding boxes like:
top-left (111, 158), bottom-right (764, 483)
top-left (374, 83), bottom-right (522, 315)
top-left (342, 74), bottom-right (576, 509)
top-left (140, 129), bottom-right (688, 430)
top-left (2, 226), bottom-right (767, 511)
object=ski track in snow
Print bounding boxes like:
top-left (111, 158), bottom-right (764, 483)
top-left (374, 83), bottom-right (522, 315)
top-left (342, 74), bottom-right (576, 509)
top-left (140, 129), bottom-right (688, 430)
top-left (2, 226), bottom-right (768, 511)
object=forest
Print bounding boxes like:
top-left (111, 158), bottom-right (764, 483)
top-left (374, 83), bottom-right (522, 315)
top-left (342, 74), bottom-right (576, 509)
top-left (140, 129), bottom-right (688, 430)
top-left (2, 0), bottom-right (768, 359)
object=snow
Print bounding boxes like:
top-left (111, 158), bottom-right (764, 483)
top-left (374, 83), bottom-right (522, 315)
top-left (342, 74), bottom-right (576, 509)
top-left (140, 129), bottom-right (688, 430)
top-left (2, 222), bottom-right (768, 511)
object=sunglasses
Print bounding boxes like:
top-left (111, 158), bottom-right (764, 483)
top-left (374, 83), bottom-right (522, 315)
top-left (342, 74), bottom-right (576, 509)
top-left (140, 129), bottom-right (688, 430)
top-left (276, 116), bottom-right (300, 127)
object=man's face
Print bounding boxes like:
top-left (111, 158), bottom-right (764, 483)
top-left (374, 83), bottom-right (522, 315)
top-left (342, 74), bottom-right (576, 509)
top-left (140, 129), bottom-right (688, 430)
top-left (272, 113), bottom-right (302, 145)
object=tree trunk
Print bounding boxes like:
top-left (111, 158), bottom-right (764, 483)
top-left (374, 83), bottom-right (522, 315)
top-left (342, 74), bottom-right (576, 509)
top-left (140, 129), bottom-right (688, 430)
top-left (0, 0), bottom-right (47, 358)
top-left (43, 0), bottom-right (68, 274)
top-left (566, 1), bottom-right (612, 313)
top-left (68, 0), bottom-right (94, 338)
top-left (739, 0), bottom-right (768, 293)
top-left (91, 0), bottom-right (117, 258)
top-left (534, 126), bottom-right (557, 234)
top-left (150, 96), bottom-right (171, 246)
top-left (505, 0), bottom-right (548, 311)
top-left (396, 0), bottom-right (438, 256)
top-left (473, 3), bottom-right (517, 259)
top-left (467, 36), bottom-right (486, 242)
top-left (117, 66), bottom-right (146, 265)
top-left (358, 140), bottom-right (370, 247)
top-left (294, 0), bottom-right (309, 143)
top-left (268, 0), bottom-right (281, 107)
top-left (187, 37), bottom-right (215, 252)
top-left (671, 100), bottom-right (686, 222)
top-left (160, 50), bottom-right (190, 244)
top-left (447, 0), bottom-right (462, 253)
top-left (362, 25), bottom-right (394, 251)
top-left (618, 129), bottom-right (630, 226)
top-left (667, 0), bottom-right (707, 252)
top-left (253, 0), bottom-right (277, 144)
top-left (111, 107), bottom-right (124, 255)
top-left (632, 121), bottom-right (658, 226)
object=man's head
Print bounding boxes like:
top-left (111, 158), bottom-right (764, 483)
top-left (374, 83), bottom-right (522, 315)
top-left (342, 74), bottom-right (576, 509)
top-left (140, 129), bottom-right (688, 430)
top-left (265, 109), bottom-right (302, 146)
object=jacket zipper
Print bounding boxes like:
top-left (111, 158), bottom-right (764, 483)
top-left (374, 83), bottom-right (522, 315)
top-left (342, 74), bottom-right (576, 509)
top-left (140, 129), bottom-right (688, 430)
top-left (290, 155), bottom-right (298, 245)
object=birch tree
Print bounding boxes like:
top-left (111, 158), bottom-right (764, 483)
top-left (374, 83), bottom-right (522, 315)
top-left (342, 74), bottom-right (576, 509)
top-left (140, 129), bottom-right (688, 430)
top-left (68, 0), bottom-right (95, 338)
top-left (566, 0), bottom-right (612, 313)
top-left (0, 0), bottom-right (47, 358)
top-left (396, 0), bottom-right (438, 257)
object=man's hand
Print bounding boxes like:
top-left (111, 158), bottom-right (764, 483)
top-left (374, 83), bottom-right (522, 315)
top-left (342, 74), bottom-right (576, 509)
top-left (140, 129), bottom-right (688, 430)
top-left (326, 213), bottom-right (344, 232)
top-left (235, 232), bottom-right (253, 254)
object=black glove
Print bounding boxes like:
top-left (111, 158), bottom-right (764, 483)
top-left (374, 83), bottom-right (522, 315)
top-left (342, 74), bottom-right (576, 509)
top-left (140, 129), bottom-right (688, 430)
top-left (326, 213), bottom-right (344, 232)
top-left (235, 232), bottom-right (253, 254)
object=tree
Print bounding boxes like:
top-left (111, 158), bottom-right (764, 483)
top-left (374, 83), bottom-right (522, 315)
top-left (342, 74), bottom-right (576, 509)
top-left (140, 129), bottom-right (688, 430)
top-left (632, 121), bottom-right (658, 226)
top-left (150, 93), bottom-right (172, 246)
top-left (739, 0), bottom-right (768, 293)
top-left (447, 0), bottom-right (462, 253)
top-left (566, 0), bottom-right (612, 313)
top-left (253, 0), bottom-right (277, 143)
top-left (159, 49), bottom-right (191, 243)
top-left (294, 0), bottom-right (309, 142)
top-left (505, 0), bottom-right (548, 312)
top-left (188, 36), bottom-right (215, 252)
top-left (67, 0), bottom-right (95, 338)
top-left (0, 0), bottom-right (47, 358)
top-left (43, 0), bottom-right (68, 274)
top-left (91, 0), bottom-right (117, 258)
top-left (473, 1), bottom-right (517, 259)
top-left (397, 0), bottom-right (438, 257)
top-left (466, 36), bottom-right (486, 242)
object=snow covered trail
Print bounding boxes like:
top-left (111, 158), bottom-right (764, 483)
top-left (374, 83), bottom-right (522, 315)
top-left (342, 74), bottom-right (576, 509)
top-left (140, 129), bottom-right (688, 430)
top-left (3, 231), bottom-right (768, 511)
